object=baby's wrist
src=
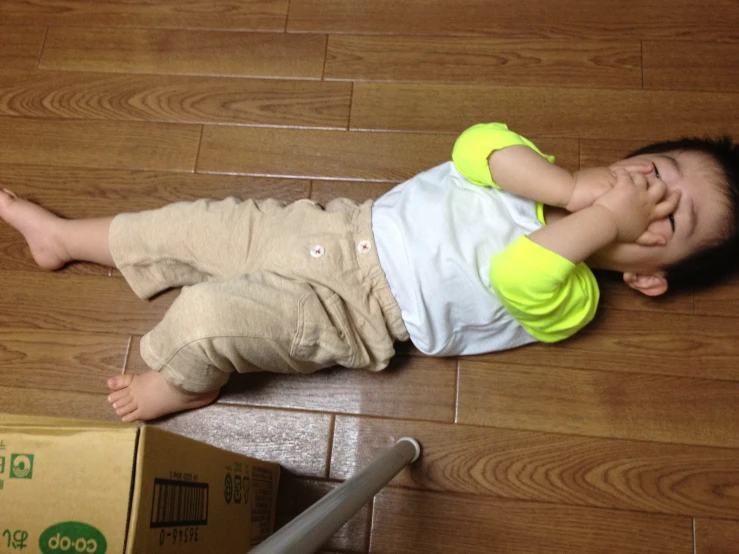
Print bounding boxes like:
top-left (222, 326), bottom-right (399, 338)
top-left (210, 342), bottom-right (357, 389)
top-left (587, 204), bottom-right (620, 243)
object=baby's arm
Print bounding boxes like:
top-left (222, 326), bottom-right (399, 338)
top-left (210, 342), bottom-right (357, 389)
top-left (453, 123), bottom-right (652, 212)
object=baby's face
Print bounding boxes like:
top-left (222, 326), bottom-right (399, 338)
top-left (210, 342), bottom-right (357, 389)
top-left (589, 150), bottom-right (731, 273)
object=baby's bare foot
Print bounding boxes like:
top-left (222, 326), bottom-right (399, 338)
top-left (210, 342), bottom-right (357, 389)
top-left (0, 189), bottom-right (71, 270)
top-left (107, 371), bottom-right (219, 422)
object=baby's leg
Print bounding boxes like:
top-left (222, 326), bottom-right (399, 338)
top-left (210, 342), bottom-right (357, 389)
top-left (105, 271), bottom-right (357, 422)
top-left (0, 189), bottom-right (114, 269)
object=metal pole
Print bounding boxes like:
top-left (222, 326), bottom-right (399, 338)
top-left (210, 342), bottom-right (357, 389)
top-left (250, 437), bottom-right (422, 554)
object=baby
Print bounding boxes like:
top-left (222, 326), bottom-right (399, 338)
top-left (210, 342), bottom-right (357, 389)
top-left (1, 123), bottom-right (737, 423)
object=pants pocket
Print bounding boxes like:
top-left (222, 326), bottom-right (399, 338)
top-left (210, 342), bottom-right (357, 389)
top-left (291, 284), bottom-right (361, 371)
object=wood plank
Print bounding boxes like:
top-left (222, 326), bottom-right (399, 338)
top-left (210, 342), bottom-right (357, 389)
top-left (644, 41), bottom-right (739, 92)
top-left (276, 476), bottom-right (369, 553)
top-left (0, 329), bottom-right (127, 394)
top-left (0, 164), bottom-right (310, 215)
top-left (695, 519), bottom-right (739, 554)
top-left (325, 36), bottom-right (642, 89)
top-left (596, 271), bottom-right (693, 313)
top-left (457, 361), bottom-right (739, 448)
top-left (331, 416), bottom-right (739, 519)
top-left (490, 309), bottom-right (739, 382)
top-left (581, 139), bottom-right (658, 167)
top-left (0, 117), bottom-right (200, 172)
top-left (695, 281), bottom-right (739, 317)
top-left (0, 165), bottom-right (309, 272)
top-left (40, 26), bottom-right (327, 79)
top-left (311, 180), bottom-right (397, 204)
top-left (0, 25), bottom-right (45, 69)
top-left (0, 384), bottom-right (118, 421)
top-left (155, 404), bottom-right (332, 477)
top-left (350, 83), bottom-right (739, 139)
top-left (288, 0), bottom-right (739, 41)
top-left (370, 488), bottom-right (693, 554)
top-left (127, 338), bottom-right (455, 421)
top-left (0, 271), bottom-right (175, 335)
top-left (197, 127), bottom-right (579, 178)
top-left (0, 71), bottom-right (351, 129)
top-left (0, 0), bottom-right (288, 31)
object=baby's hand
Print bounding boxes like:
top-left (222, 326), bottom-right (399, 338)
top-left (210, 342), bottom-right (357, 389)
top-left (594, 167), bottom-right (680, 243)
top-left (566, 161), bottom-right (651, 212)
top-left (566, 167), bottom-right (616, 212)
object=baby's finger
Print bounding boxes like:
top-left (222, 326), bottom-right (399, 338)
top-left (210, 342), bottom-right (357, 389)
top-left (653, 189), bottom-right (681, 219)
top-left (647, 178), bottom-right (667, 201)
top-left (635, 230), bottom-right (666, 247)
top-left (619, 161), bottom-right (653, 174)
top-left (629, 170), bottom-right (649, 188)
top-left (612, 166), bottom-right (632, 186)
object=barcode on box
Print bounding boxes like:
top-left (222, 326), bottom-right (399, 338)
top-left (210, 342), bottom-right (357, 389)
top-left (150, 478), bottom-right (209, 528)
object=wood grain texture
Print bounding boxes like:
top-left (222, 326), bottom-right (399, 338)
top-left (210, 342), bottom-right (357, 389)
top-left (276, 476), bottom-right (369, 553)
top-left (41, 26), bottom-right (327, 79)
top-left (695, 519), bottom-right (739, 554)
top-left (350, 83), bottom-right (739, 139)
top-left (0, 164), bottom-right (309, 215)
top-left (0, 117), bottom-right (200, 172)
top-left (0, 25), bottom-right (45, 69)
top-left (219, 357), bottom-right (454, 422)
top-left (489, 309), bottom-right (739, 382)
top-left (127, 337), bottom-right (455, 422)
top-left (0, 0), bottom-right (289, 30)
top-left (287, 0), bottom-right (739, 40)
top-left (457, 361), bottom-right (739, 448)
top-left (0, 384), bottom-right (118, 421)
top-left (370, 488), bottom-right (693, 554)
top-left (331, 416), bottom-right (739, 518)
top-left (197, 127), bottom-right (458, 180)
top-left (644, 41), bottom-right (739, 92)
top-left (0, 270), bottom-right (175, 335)
top-left (580, 139), bottom-right (657, 167)
top-left (197, 126), bottom-right (579, 178)
top-left (155, 403), bottom-right (332, 477)
top-left (595, 271), bottom-right (694, 314)
top-left (325, 36), bottom-right (642, 88)
top-left (0, 71), bottom-right (351, 129)
top-left (310, 180), bottom-right (398, 204)
top-left (695, 285), bottom-right (739, 317)
top-left (0, 329), bottom-right (127, 394)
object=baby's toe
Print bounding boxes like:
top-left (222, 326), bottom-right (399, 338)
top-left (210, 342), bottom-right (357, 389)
top-left (111, 394), bottom-right (134, 410)
top-left (116, 401), bottom-right (138, 418)
top-left (107, 374), bottom-right (134, 392)
top-left (121, 409), bottom-right (142, 424)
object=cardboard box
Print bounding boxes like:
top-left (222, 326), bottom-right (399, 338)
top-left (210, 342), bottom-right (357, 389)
top-left (0, 414), bottom-right (280, 554)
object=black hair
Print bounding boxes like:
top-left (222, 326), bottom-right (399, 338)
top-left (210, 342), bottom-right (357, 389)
top-left (627, 136), bottom-right (739, 290)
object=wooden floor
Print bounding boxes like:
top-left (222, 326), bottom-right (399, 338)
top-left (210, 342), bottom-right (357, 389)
top-left (2, 1), bottom-right (739, 553)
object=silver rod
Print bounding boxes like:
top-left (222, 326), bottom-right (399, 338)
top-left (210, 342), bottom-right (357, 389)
top-left (250, 437), bottom-right (421, 554)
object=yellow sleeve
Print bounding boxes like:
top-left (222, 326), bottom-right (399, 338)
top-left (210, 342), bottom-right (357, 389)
top-left (489, 235), bottom-right (600, 342)
top-left (451, 122), bottom-right (556, 189)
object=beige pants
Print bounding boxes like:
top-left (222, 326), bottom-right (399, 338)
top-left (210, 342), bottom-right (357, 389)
top-left (109, 197), bottom-right (409, 393)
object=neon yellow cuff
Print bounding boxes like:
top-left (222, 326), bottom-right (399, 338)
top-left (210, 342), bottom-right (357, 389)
top-left (490, 236), bottom-right (599, 342)
top-left (452, 122), bottom-right (556, 189)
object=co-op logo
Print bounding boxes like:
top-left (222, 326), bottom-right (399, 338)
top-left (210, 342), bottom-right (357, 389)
top-left (39, 522), bottom-right (107, 554)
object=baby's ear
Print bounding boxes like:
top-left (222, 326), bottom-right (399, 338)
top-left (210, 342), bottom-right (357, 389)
top-left (623, 271), bottom-right (668, 296)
